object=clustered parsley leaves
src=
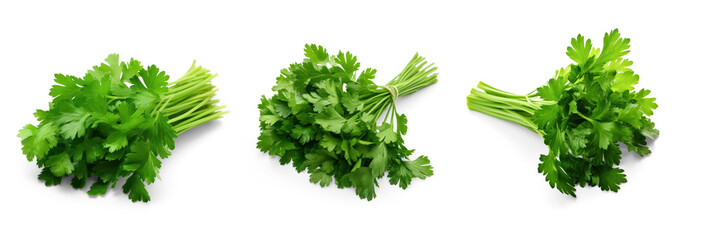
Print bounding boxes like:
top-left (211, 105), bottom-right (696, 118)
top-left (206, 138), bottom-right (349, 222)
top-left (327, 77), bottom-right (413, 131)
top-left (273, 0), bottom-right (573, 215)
top-left (258, 44), bottom-right (437, 200)
top-left (467, 29), bottom-right (658, 196)
top-left (19, 54), bottom-right (226, 202)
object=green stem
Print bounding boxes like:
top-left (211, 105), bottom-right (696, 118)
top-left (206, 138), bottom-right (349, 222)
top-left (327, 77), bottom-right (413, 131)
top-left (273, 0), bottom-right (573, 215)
top-left (477, 81), bottom-right (538, 99)
top-left (358, 53), bottom-right (438, 131)
top-left (153, 63), bottom-right (226, 135)
top-left (466, 83), bottom-right (554, 135)
top-left (386, 53), bottom-right (438, 98)
top-left (173, 108), bottom-right (228, 134)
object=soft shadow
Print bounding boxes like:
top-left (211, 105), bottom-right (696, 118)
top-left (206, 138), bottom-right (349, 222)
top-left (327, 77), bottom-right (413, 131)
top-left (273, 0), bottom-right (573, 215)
top-left (38, 174), bottom-right (82, 194)
top-left (173, 120), bottom-right (224, 149)
top-left (31, 121), bottom-right (225, 200)
top-left (35, 175), bottom-right (111, 199)
top-left (620, 135), bottom-right (658, 161)
top-left (547, 192), bottom-right (578, 207)
top-left (35, 171), bottom-right (149, 201)
top-left (546, 135), bottom-right (659, 204)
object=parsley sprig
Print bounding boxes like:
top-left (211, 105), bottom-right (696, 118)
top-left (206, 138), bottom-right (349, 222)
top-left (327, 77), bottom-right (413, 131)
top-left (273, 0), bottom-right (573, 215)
top-left (467, 29), bottom-right (659, 196)
top-left (19, 54), bottom-right (227, 202)
top-left (258, 44), bottom-right (437, 200)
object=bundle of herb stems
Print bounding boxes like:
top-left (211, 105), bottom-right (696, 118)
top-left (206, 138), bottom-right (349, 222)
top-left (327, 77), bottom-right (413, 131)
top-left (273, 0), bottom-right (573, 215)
top-left (361, 54), bottom-right (438, 128)
top-left (158, 62), bottom-right (227, 134)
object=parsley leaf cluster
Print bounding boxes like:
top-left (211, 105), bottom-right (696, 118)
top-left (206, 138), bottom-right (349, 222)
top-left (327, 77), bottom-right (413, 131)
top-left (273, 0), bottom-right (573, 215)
top-left (258, 44), bottom-right (438, 200)
top-left (467, 29), bottom-right (658, 196)
top-left (19, 54), bottom-right (226, 202)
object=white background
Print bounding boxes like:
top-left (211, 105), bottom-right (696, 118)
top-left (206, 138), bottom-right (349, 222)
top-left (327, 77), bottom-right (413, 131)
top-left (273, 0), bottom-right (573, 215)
top-left (1, 0), bottom-right (700, 239)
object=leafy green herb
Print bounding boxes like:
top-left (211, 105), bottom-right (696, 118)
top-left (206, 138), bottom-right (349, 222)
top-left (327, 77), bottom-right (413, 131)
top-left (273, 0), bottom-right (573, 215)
top-left (258, 44), bottom-right (437, 200)
top-left (19, 54), bottom-right (227, 202)
top-left (467, 29), bottom-right (658, 196)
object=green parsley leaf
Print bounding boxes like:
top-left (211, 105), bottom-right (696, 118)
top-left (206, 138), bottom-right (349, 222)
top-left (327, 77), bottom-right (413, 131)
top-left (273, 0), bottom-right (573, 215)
top-left (315, 108), bottom-right (346, 134)
top-left (45, 152), bottom-right (74, 176)
top-left (566, 34), bottom-right (594, 65)
top-left (388, 156), bottom-right (434, 190)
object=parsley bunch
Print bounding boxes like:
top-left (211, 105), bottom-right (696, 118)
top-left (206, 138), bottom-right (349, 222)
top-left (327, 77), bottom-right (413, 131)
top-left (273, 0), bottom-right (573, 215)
top-left (467, 29), bottom-right (658, 196)
top-left (19, 54), bottom-right (227, 202)
top-left (258, 44), bottom-right (437, 200)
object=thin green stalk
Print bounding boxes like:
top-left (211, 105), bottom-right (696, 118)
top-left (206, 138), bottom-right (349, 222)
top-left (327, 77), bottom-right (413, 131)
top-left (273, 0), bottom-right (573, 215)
top-left (467, 83), bottom-right (554, 134)
top-left (174, 110), bottom-right (228, 134)
top-left (468, 99), bottom-right (539, 133)
top-left (153, 64), bottom-right (226, 135)
top-left (172, 105), bottom-right (226, 129)
top-left (477, 81), bottom-right (530, 99)
top-left (162, 91), bottom-right (218, 113)
top-left (355, 53), bottom-right (437, 132)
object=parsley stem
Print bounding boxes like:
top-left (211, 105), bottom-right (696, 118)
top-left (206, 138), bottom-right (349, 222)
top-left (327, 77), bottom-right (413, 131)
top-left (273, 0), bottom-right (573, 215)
top-left (354, 54), bottom-right (437, 133)
top-left (172, 106), bottom-right (227, 132)
top-left (357, 54), bottom-right (438, 132)
top-left (467, 95), bottom-right (535, 115)
top-left (467, 84), bottom-right (555, 134)
top-left (167, 98), bottom-right (213, 124)
top-left (173, 110), bottom-right (228, 134)
top-left (468, 102), bottom-right (539, 133)
top-left (156, 63), bottom-right (226, 135)
top-left (469, 90), bottom-right (541, 112)
top-left (387, 54), bottom-right (438, 98)
top-left (477, 81), bottom-right (533, 99)
top-left (169, 61), bottom-right (208, 85)
top-left (576, 112), bottom-right (595, 123)
top-left (168, 74), bottom-right (213, 93)
top-left (161, 91), bottom-right (218, 114)
top-left (106, 95), bottom-right (127, 100)
top-left (166, 74), bottom-right (217, 100)
top-left (162, 99), bottom-right (220, 116)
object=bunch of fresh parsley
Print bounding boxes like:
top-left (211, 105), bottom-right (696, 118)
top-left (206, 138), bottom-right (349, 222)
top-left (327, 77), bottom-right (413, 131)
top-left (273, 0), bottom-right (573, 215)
top-left (467, 29), bottom-right (658, 196)
top-left (19, 54), bottom-right (227, 202)
top-left (258, 44), bottom-right (437, 200)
